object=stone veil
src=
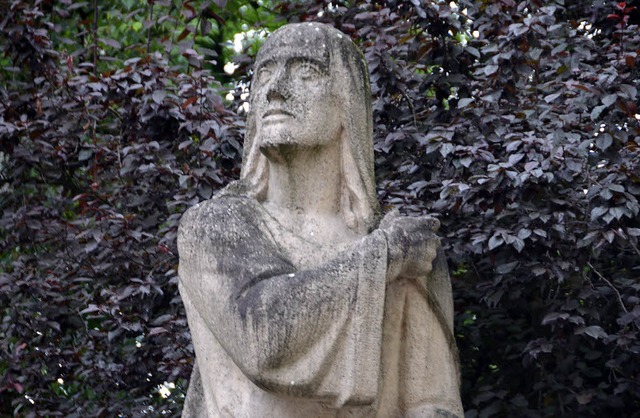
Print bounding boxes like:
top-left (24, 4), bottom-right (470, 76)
top-left (178, 22), bottom-right (463, 418)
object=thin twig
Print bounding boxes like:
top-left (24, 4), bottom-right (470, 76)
top-left (146, 0), bottom-right (154, 54)
top-left (627, 237), bottom-right (640, 258)
top-left (401, 90), bottom-right (417, 127)
top-left (587, 262), bottom-right (628, 313)
top-left (92, 0), bottom-right (98, 73)
top-left (469, 258), bottom-right (485, 282)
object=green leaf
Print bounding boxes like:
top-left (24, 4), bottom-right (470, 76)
top-left (496, 261), bottom-right (519, 274)
top-left (595, 133), bottom-right (612, 151)
top-left (458, 98), bottom-right (475, 109)
top-left (544, 92), bottom-right (562, 103)
top-left (590, 105), bottom-right (607, 120)
top-left (488, 234), bottom-right (504, 250)
top-left (152, 90), bottom-right (167, 104)
top-left (590, 206), bottom-right (608, 221)
top-left (511, 237), bottom-right (525, 252)
top-left (542, 312), bottom-right (569, 325)
top-left (484, 65), bottom-right (499, 75)
top-left (78, 149), bottom-right (93, 161)
top-left (602, 94), bottom-right (618, 107)
top-left (466, 46), bottom-right (480, 57)
top-left (576, 325), bottom-right (608, 340)
top-left (627, 227), bottom-right (640, 236)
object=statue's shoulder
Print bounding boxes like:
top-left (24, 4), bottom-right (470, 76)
top-left (179, 181), bottom-right (259, 231)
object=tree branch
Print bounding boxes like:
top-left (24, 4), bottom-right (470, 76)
top-left (587, 262), bottom-right (628, 313)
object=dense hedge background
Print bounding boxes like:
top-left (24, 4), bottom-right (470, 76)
top-left (1, 0), bottom-right (639, 416)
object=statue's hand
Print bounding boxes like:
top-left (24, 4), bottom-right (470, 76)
top-left (379, 210), bottom-right (441, 283)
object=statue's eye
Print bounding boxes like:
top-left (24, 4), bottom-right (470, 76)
top-left (256, 62), bottom-right (276, 84)
top-left (291, 60), bottom-right (323, 81)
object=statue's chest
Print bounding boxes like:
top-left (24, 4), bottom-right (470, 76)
top-left (263, 216), bottom-right (357, 269)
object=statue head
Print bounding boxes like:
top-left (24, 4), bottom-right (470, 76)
top-left (241, 22), bottom-right (379, 234)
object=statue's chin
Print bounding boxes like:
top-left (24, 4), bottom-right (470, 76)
top-left (259, 131), bottom-right (320, 162)
top-left (259, 133), bottom-right (293, 148)
top-left (259, 138), bottom-right (299, 163)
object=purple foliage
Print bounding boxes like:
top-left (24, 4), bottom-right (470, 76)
top-left (1, 0), bottom-right (639, 417)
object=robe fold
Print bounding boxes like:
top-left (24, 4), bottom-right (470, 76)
top-left (178, 184), bottom-right (463, 417)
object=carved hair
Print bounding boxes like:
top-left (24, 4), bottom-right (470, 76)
top-left (241, 22), bottom-right (380, 234)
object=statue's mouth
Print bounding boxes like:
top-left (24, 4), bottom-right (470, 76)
top-left (263, 109), bottom-right (294, 120)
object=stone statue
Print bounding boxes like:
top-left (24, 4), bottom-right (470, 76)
top-left (178, 22), bottom-right (463, 417)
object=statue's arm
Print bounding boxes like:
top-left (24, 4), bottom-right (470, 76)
top-left (177, 198), bottom-right (387, 384)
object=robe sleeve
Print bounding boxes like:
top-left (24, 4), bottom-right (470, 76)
top-left (177, 196), bottom-right (387, 406)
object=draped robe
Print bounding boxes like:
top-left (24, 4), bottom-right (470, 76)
top-left (178, 183), bottom-right (463, 417)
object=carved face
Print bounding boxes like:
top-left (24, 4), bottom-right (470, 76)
top-left (242, 23), bottom-right (379, 232)
top-left (251, 33), bottom-right (342, 156)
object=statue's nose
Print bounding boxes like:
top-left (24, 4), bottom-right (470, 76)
top-left (266, 67), bottom-right (291, 102)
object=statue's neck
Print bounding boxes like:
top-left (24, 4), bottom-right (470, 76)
top-left (264, 139), bottom-right (342, 218)
top-left (260, 136), bottom-right (363, 244)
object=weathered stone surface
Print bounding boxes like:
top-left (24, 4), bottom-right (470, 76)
top-left (178, 22), bottom-right (463, 417)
